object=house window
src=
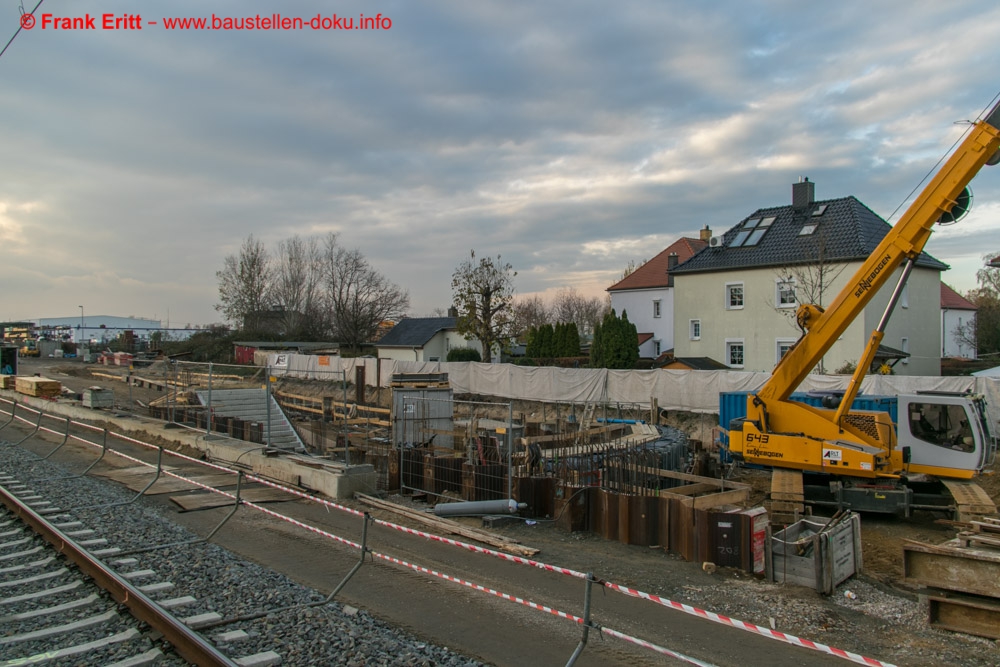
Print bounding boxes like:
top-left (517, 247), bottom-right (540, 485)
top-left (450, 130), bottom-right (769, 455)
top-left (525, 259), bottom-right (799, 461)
top-left (726, 339), bottom-right (745, 368)
top-left (776, 279), bottom-right (797, 308)
top-left (901, 284), bottom-right (909, 309)
top-left (653, 299), bottom-right (661, 318)
top-left (776, 339), bottom-right (796, 363)
top-left (690, 319), bottom-right (701, 340)
top-left (901, 337), bottom-right (909, 364)
top-left (653, 339), bottom-right (661, 356)
top-left (726, 283), bottom-right (744, 309)
top-left (799, 223), bottom-right (818, 236)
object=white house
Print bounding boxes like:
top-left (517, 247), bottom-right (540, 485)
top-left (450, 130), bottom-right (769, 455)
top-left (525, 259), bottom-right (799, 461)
top-left (671, 178), bottom-right (948, 376)
top-left (375, 317), bottom-right (484, 362)
top-left (606, 234), bottom-right (709, 358)
top-left (941, 283), bottom-right (977, 359)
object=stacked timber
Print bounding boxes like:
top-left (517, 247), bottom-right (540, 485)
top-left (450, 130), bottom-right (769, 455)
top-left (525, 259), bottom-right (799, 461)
top-left (390, 372), bottom-right (449, 388)
top-left (0, 375), bottom-right (15, 390)
top-left (15, 376), bottom-right (61, 398)
top-left (768, 469), bottom-right (806, 525)
top-left (903, 517), bottom-right (1000, 639)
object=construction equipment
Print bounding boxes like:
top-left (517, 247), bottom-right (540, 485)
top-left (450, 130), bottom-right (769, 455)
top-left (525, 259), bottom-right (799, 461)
top-left (18, 339), bottom-right (39, 357)
top-left (728, 96), bottom-right (1000, 517)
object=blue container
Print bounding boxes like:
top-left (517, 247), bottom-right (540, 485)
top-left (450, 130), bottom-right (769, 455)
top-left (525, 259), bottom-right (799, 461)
top-left (718, 391), bottom-right (898, 461)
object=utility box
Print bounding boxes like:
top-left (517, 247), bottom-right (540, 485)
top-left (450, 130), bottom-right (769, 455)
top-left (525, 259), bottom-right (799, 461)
top-left (392, 387), bottom-right (454, 450)
top-left (82, 387), bottom-right (115, 409)
top-left (767, 513), bottom-right (862, 594)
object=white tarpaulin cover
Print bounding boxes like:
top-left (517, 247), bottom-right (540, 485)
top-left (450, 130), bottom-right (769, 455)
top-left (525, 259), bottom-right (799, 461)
top-left (262, 353), bottom-right (1000, 424)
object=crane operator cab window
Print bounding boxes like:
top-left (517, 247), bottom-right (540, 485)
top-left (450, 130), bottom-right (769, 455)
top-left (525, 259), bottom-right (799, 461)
top-left (908, 403), bottom-right (975, 453)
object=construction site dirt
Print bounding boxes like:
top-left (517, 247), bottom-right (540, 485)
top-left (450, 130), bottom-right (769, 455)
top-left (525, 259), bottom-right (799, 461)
top-left (8, 357), bottom-right (1000, 666)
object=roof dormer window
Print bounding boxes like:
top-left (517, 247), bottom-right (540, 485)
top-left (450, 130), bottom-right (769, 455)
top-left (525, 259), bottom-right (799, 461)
top-left (730, 215), bottom-right (775, 247)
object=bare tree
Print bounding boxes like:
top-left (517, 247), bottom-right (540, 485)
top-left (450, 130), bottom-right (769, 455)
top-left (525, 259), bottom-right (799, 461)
top-left (512, 295), bottom-right (551, 338)
top-left (322, 234), bottom-right (409, 353)
top-left (551, 287), bottom-right (608, 337)
top-left (215, 234), bottom-right (272, 335)
top-left (451, 250), bottom-right (517, 363)
top-left (272, 235), bottom-right (324, 339)
top-left (961, 252), bottom-right (1000, 356)
top-left (771, 230), bottom-right (849, 373)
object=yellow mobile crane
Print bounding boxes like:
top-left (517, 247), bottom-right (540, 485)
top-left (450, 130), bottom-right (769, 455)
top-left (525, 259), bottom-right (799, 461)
top-left (728, 96), bottom-right (1000, 517)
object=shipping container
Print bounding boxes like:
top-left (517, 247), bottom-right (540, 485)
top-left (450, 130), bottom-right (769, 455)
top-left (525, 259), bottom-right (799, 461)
top-left (718, 391), bottom-right (899, 461)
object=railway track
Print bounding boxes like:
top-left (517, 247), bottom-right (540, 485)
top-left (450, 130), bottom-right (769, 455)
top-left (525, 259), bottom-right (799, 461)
top-left (0, 457), bottom-right (261, 666)
top-left (0, 434), bottom-right (478, 667)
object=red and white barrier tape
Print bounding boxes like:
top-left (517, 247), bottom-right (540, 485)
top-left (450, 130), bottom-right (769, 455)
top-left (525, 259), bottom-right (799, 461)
top-left (0, 400), bottom-right (897, 667)
top-left (603, 583), bottom-right (895, 667)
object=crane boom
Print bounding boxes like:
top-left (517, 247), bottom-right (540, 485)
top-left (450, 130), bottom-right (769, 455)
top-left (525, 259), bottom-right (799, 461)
top-left (758, 101), bottom-right (1000, 410)
top-left (729, 97), bottom-right (1000, 488)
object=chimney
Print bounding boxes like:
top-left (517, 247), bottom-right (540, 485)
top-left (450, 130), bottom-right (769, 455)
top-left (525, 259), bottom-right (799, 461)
top-left (699, 225), bottom-right (712, 242)
top-left (667, 253), bottom-right (678, 287)
top-left (447, 306), bottom-right (457, 318)
top-left (792, 176), bottom-right (814, 210)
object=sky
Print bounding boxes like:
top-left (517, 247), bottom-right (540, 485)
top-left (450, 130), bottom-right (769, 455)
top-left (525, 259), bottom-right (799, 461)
top-left (2, 0), bottom-right (1000, 327)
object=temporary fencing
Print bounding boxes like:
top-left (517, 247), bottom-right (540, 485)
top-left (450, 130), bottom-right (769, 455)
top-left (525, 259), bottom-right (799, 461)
top-left (0, 395), bottom-right (899, 667)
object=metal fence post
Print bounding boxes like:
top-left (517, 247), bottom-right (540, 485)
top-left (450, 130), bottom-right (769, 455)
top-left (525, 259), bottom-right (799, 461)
top-left (206, 362), bottom-right (213, 438)
top-left (507, 400), bottom-right (514, 500)
top-left (343, 370), bottom-right (350, 465)
top-left (565, 573), bottom-right (596, 667)
top-left (265, 365), bottom-right (272, 449)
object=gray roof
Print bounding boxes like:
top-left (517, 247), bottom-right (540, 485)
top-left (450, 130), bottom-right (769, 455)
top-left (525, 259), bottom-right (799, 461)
top-left (671, 196), bottom-right (948, 275)
top-left (376, 317), bottom-right (457, 348)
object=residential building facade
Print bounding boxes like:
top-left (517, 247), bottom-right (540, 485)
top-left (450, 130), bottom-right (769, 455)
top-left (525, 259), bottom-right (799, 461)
top-left (671, 179), bottom-right (948, 376)
top-left (606, 233), bottom-right (709, 358)
top-left (941, 283), bottom-right (977, 359)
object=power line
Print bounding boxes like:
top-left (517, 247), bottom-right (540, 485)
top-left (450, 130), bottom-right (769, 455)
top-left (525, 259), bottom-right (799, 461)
top-left (0, 0), bottom-right (44, 61)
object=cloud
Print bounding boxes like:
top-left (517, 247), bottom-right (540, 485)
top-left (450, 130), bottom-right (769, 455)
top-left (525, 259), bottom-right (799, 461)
top-left (1, 0), bottom-right (999, 324)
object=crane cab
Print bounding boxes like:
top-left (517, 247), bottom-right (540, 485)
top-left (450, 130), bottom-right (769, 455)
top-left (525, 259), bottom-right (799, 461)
top-left (898, 392), bottom-right (996, 479)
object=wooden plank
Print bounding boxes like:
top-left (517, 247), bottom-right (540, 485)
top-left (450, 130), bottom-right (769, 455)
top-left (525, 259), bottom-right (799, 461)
top-left (169, 487), bottom-right (297, 511)
top-left (355, 493), bottom-right (539, 557)
top-left (634, 465), bottom-right (750, 490)
top-left (956, 532), bottom-right (1000, 550)
top-left (689, 488), bottom-right (750, 510)
top-left (662, 483), bottom-right (719, 497)
top-left (972, 519), bottom-right (1000, 535)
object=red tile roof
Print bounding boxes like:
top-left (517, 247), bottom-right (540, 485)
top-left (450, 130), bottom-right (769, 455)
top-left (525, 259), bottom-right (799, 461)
top-left (637, 332), bottom-right (654, 345)
top-left (607, 237), bottom-right (707, 291)
top-left (941, 283), bottom-right (976, 310)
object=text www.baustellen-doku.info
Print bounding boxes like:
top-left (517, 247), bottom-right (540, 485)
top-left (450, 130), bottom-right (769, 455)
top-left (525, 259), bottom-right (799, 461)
top-left (19, 11), bottom-right (392, 31)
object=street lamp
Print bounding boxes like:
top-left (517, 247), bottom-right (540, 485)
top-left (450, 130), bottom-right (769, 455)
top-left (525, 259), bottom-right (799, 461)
top-left (78, 306), bottom-right (84, 343)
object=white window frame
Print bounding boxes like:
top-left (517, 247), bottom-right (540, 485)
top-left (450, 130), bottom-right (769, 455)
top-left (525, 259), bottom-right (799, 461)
top-left (725, 338), bottom-right (745, 369)
top-left (901, 284), bottom-right (909, 309)
top-left (689, 319), bottom-right (701, 341)
top-left (653, 339), bottom-right (661, 356)
top-left (776, 338), bottom-right (796, 364)
top-left (901, 337), bottom-right (909, 364)
top-left (776, 279), bottom-right (797, 308)
top-left (653, 299), bottom-right (662, 318)
top-left (726, 282), bottom-right (744, 310)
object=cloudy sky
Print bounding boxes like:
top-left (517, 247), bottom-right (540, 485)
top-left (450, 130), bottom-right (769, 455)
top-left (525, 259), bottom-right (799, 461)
top-left (2, 0), bottom-right (1000, 327)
